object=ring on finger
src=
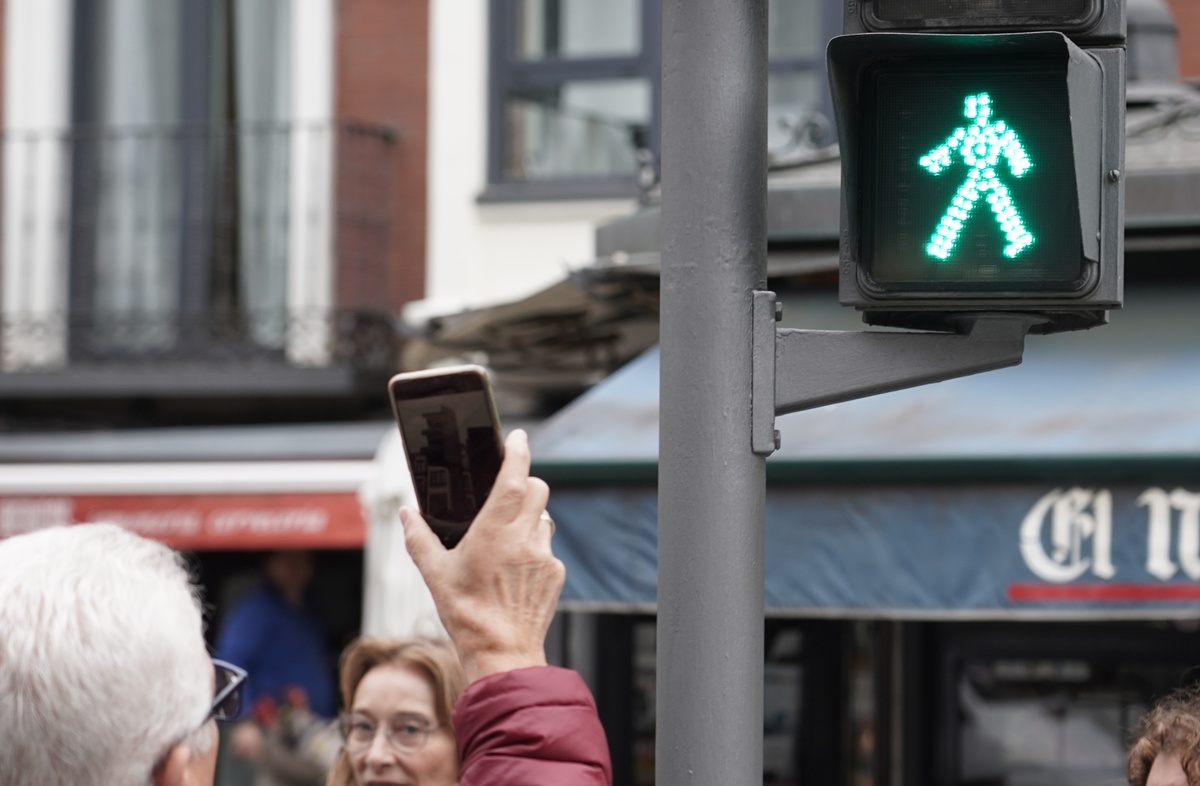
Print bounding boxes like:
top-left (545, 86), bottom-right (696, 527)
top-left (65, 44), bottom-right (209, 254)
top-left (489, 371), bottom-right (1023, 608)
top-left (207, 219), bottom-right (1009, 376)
top-left (539, 511), bottom-right (556, 535)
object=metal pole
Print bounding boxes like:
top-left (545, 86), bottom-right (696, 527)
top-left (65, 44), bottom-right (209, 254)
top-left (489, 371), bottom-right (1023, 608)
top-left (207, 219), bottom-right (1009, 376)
top-left (657, 0), bottom-right (767, 784)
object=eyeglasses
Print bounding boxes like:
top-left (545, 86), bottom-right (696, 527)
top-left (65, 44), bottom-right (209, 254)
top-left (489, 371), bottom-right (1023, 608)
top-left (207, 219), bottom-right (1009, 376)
top-left (149, 658), bottom-right (248, 780)
top-left (339, 713), bottom-right (440, 754)
top-left (208, 659), bottom-right (248, 722)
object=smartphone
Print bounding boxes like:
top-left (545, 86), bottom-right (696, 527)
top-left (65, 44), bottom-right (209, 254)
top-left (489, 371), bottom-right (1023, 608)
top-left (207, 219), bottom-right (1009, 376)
top-left (387, 365), bottom-right (505, 549)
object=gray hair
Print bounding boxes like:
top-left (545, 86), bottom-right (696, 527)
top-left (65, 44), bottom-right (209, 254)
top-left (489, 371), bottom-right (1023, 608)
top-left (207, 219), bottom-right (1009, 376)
top-left (0, 524), bottom-right (213, 786)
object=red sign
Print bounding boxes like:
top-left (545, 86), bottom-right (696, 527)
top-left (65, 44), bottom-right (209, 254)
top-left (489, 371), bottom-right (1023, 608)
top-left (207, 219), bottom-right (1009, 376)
top-left (1008, 583), bottom-right (1200, 603)
top-left (0, 492), bottom-right (367, 550)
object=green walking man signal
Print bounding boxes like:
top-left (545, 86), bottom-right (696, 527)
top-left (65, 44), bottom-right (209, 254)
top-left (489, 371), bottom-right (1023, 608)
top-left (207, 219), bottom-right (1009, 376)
top-left (826, 22), bottom-right (1125, 334)
top-left (919, 92), bottom-right (1035, 262)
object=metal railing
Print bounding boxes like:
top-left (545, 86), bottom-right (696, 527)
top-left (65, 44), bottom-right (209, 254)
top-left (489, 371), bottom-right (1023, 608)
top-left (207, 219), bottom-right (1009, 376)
top-left (0, 120), bottom-right (396, 372)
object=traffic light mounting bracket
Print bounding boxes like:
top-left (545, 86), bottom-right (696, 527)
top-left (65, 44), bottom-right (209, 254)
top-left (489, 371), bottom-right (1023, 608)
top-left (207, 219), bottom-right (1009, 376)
top-left (751, 290), bottom-right (1031, 455)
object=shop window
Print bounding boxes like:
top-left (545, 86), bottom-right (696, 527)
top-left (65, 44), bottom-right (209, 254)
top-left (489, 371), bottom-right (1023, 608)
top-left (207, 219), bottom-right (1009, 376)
top-left (764, 628), bottom-right (803, 784)
top-left (624, 617), bottom-right (871, 786)
top-left (849, 621), bottom-right (878, 786)
top-left (938, 623), bottom-right (1200, 786)
top-left (485, 0), bottom-right (840, 201)
top-left (956, 658), bottom-right (1143, 785)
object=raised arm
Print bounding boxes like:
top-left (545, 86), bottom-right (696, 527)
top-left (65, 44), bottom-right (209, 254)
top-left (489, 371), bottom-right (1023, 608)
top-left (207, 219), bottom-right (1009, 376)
top-left (402, 428), bottom-right (613, 786)
top-left (920, 126), bottom-right (967, 175)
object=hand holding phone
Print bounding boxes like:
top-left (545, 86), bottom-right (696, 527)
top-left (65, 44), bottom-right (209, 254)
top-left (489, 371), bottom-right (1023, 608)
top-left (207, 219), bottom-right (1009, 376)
top-left (399, 429), bottom-right (565, 682)
top-left (388, 365), bottom-right (505, 549)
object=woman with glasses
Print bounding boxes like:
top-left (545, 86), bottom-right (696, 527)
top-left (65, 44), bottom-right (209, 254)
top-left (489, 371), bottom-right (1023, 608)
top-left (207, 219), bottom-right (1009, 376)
top-left (328, 637), bottom-right (465, 786)
top-left (327, 429), bottom-right (610, 786)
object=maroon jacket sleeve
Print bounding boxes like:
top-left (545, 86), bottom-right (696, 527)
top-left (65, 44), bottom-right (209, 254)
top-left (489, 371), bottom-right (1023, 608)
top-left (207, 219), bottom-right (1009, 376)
top-left (453, 666), bottom-right (613, 786)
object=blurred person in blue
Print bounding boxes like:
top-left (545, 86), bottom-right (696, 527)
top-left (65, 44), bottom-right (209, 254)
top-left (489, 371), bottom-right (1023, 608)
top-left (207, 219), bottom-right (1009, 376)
top-left (0, 523), bottom-right (247, 786)
top-left (216, 549), bottom-right (337, 783)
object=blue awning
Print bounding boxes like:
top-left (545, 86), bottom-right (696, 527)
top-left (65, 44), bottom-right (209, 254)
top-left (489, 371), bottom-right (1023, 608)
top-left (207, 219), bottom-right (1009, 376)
top-left (533, 286), bottom-right (1200, 617)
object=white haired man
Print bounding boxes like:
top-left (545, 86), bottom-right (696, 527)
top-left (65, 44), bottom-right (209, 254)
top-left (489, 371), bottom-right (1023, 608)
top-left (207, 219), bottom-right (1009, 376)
top-left (0, 523), bottom-right (246, 786)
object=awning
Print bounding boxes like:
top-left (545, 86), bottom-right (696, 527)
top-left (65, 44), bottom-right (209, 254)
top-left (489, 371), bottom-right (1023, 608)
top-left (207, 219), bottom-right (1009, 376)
top-left (532, 285), bottom-right (1200, 618)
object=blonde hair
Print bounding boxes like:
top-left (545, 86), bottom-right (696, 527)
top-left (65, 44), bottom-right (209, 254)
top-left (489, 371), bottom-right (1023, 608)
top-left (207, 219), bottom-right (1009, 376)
top-left (1128, 686), bottom-right (1200, 786)
top-left (325, 636), bottom-right (466, 786)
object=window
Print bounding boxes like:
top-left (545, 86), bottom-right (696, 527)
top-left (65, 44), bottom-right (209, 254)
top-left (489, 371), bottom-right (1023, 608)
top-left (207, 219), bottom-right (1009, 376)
top-left (618, 617), bottom-right (864, 786)
top-left (935, 623), bottom-right (1200, 786)
top-left (68, 0), bottom-right (307, 358)
top-left (1, 0), bottom-right (340, 370)
top-left (956, 657), bottom-right (1140, 785)
top-left (486, 0), bottom-right (841, 200)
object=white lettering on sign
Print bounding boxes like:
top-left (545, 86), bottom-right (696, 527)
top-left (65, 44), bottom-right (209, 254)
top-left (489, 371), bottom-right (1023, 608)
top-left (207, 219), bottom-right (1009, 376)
top-left (208, 508), bottom-right (328, 536)
top-left (87, 510), bottom-right (202, 538)
top-left (0, 497), bottom-right (73, 537)
top-left (1139, 488), bottom-right (1200, 581)
top-left (1020, 488), bottom-right (1114, 583)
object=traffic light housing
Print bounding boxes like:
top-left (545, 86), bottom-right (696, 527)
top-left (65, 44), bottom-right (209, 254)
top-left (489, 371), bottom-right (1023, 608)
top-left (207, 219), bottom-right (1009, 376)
top-left (830, 1), bottom-right (1125, 334)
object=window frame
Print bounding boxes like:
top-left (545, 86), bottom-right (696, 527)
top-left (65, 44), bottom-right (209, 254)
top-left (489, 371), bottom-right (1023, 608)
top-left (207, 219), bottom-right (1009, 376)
top-left (483, 0), bottom-right (662, 202)
top-left (67, 0), bottom-right (217, 360)
top-left (765, 2), bottom-right (841, 154)
top-left (64, 0), bottom-right (339, 366)
top-left (483, 0), bottom-right (842, 203)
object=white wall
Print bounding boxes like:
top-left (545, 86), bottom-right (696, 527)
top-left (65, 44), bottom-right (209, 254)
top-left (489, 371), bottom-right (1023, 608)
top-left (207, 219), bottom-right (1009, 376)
top-left (425, 0), bottom-right (636, 315)
top-left (2, 0), bottom-right (72, 369)
top-left (286, 0), bottom-right (335, 366)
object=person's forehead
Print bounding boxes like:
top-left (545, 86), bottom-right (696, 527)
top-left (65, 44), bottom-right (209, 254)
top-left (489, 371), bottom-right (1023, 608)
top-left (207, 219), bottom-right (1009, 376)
top-left (352, 663), bottom-right (437, 717)
top-left (1148, 753), bottom-right (1189, 786)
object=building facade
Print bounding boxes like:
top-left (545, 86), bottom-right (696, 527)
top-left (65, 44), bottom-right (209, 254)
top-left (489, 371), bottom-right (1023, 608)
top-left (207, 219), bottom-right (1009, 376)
top-left (4, 2), bottom-right (1200, 785)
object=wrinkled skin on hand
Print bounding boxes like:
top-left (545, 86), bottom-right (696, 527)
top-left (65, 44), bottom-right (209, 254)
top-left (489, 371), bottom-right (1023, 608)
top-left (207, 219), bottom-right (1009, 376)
top-left (401, 429), bottom-right (565, 683)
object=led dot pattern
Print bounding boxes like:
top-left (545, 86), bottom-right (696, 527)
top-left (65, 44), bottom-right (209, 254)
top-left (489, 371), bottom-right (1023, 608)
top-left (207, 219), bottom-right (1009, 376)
top-left (919, 93), bottom-right (1035, 261)
top-left (861, 57), bottom-right (1085, 293)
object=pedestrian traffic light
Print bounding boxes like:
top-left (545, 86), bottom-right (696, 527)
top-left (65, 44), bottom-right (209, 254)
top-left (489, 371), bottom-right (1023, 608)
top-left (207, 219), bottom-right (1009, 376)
top-left (829, 1), bottom-right (1126, 334)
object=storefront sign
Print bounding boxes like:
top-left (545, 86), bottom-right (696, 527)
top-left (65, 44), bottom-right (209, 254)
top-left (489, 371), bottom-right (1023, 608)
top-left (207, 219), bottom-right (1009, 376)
top-left (549, 484), bottom-right (1200, 615)
top-left (1011, 487), bottom-right (1200, 602)
top-left (0, 492), bottom-right (366, 550)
